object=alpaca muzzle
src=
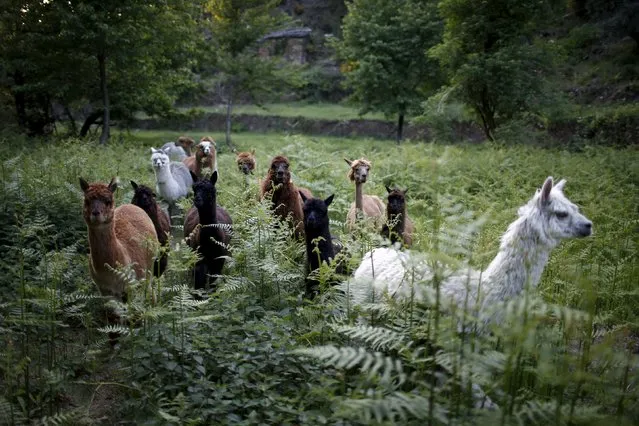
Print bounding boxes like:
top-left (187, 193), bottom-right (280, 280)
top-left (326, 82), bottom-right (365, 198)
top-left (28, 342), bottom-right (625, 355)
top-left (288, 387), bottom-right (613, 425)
top-left (577, 221), bottom-right (593, 237)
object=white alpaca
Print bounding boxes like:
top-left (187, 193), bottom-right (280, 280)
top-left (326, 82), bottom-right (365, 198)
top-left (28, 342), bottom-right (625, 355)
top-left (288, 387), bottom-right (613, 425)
top-left (349, 177), bottom-right (593, 325)
top-left (150, 147), bottom-right (193, 218)
top-left (161, 141), bottom-right (188, 161)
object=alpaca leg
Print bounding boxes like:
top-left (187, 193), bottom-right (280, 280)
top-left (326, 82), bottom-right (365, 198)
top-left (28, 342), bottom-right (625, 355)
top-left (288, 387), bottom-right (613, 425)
top-left (194, 262), bottom-right (208, 290)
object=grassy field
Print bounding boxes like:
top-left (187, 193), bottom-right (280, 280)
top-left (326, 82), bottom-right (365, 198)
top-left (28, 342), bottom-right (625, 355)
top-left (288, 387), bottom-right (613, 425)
top-left (0, 130), bottom-right (638, 424)
top-left (176, 102), bottom-right (392, 121)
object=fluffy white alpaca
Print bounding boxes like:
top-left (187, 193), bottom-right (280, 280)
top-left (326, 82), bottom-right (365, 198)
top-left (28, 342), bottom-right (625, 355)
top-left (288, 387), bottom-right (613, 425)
top-left (349, 177), bottom-right (593, 324)
top-left (150, 147), bottom-right (193, 217)
top-left (161, 141), bottom-right (188, 161)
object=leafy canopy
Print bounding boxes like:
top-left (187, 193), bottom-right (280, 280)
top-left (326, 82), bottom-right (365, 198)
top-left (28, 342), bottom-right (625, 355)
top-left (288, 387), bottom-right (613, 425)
top-left (334, 0), bottom-right (442, 118)
top-left (431, 0), bottom-right (561, 139)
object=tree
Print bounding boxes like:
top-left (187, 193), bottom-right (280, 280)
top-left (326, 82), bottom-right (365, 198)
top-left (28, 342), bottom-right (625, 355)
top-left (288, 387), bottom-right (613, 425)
top-left (432, 0), bottom-right (559, 140)
top-left (0, 0), bottom-right (203, 142)
top-left (204, 0), bottom-right (302, 149)
top-left (334, 0), bottom-right (442, 143)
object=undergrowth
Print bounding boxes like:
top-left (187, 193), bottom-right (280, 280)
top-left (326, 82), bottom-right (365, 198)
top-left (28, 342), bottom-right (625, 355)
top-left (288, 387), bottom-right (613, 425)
top-left (0, 132), bottom-right (637, 424)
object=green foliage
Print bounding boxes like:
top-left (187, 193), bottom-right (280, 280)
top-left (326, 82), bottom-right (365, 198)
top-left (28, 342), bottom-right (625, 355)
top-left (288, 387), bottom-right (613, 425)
top-left (0, 131), bottom-right (637, 423)
top-left (0, 0), bottom-right (204, 138)
top-left (432, 0), bottom-right (561, 140)
top-left (334, 0), bottom-right (443, 141)
top-left (203, 0), bottom-right (303, 147)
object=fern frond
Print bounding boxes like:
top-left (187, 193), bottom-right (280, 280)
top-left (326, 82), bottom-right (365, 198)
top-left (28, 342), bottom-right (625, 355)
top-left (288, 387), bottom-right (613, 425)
top-left (97, 324), bottom-right (130, 335)
top-left (334, 324), bottom-right (407, 352)
top-left (294, 345), bottom-right (404, 383)
top-left (337, 392), bottom-right (448, 424)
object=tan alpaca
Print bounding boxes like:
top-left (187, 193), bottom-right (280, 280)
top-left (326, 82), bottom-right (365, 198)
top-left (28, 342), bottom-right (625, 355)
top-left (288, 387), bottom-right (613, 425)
top-left (345, 158), bottom-right (386, 231)
top-left (183, 136), bottom-right (217, 178)
top-left (80, 177), bottom-right (158, 301)
top-left (176, 136), bottom-right (195, 156)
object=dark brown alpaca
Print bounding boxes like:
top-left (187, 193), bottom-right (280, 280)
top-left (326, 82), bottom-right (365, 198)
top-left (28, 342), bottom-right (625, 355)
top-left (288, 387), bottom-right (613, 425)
top-left (380, 186), bottom-right (414, 248)
top-left (130, 181), bottom-right (171, 276)
top-left (260, 155), bottom-right (312, 238)
top-left (80, 177), bottom-right (158, 301)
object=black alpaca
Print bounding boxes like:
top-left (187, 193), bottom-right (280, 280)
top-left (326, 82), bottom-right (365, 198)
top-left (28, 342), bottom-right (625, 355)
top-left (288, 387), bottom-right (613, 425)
top-left (183, 171), bottom-right (233, 290)
top-left (380, 186), bottom-right (414, 247)
top-left (300, 191), bottom-right (345, 297)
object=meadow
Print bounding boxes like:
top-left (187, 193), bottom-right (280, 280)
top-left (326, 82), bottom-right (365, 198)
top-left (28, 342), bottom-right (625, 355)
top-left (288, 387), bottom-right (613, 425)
top-left (0, 130), bottom-right (638, 425)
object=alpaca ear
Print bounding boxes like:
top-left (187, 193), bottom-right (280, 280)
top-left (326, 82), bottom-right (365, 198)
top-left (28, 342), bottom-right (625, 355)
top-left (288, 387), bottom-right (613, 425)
top-left (151, 148), bottom-right (157, 154)
top-left (190, 171), bottom-right (198, 183)
top-left (108, 177), bottom-right (118, 193)
top-left (385, 185), bottom-right (392, 193)
top-left (344, 158), bottom-right (353, 166)
top-left (130, 180), bottom-right (138, 190)
top-left (403, 188), bottom-right (408, 196)
top-left (555, 179), bottom-right (567, 192)
top-left (250, 149), bottom-right (255, 155)
top-left (162, 147), bottom-right (171, 154)
top-left (324, 194), bottom-right (334, 206)
top-left (79, 177), bottom-right (89, 193)
top-left (210, 170), bottom-right (218, 186)
top-left (299, 190), bottom-right (308, 203)
top-left (540, 176), bottom-right (553, 206)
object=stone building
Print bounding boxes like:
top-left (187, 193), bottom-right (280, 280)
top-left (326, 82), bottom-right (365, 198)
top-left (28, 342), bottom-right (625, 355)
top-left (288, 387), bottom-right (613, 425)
top-left (258, 28), bottom-right (313, 64)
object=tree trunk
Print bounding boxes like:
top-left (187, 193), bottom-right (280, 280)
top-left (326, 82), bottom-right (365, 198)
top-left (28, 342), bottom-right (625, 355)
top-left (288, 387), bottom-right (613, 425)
top-left (224, 86), bottom-right (237, 151)
top-left (80, 110), bottom-right (103, 137)
top-left (13, 72), bottom-right (27, 130)
top-left (63, 104), bottom-right (78, 136)
top-left (225, 95), bottom-right (233, 150)
top-left (98, 52), bottom-right (110, 145)
top-left (396, 113), bottom-right (404, 144)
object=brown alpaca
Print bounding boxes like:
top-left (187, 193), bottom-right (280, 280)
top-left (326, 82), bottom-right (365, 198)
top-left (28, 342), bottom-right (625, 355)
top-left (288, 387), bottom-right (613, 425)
top-left (176, 136), bottom-right (195, 156)
top-left (130, 181), bottom-right (171, 276)
top-left (80, 177), bottom-right (158, 301)
top-left (345, 158), bottom-right (386, 231)
top-left (260, 155), bottom-right (312, 238)
top-left (183, 137), bottom-right (217, 178)
top-left (235, 149), bottom-right (257, 175)
top-left (380, 186), bottom-right (414, 247)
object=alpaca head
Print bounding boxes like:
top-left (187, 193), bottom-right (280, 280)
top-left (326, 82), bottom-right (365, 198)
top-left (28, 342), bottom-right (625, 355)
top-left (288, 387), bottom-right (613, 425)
top-left (130, 181), bottom-right (156, 212)
top-left (176, 136), bottom-right (195, 151)
top-left (80, 177), bottom-right (117, 226)
top-left (385, 186), bottom-right (407, 215)
top-left (300, 191), bottom-right (334, 232)
top-left (191, 170), bottom-right (218, 211)
top-left (150, 147), bottom-right (170, 169)
top-left (345, 158), bottom-right (372, 184)
top-left (236, 149), bottom-right (256, 175)
top-left (269, 155), bottom-right (291, 185)
top-left (521, 177), bottom-right (593, 243)
top-left (196, 140), bottom-right (215, 160)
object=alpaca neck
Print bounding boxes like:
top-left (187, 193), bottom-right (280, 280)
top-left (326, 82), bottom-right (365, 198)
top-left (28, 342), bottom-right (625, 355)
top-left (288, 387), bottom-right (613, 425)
top-left (87, 222), bottom-right (123, 269)
top-left (154, 165), bottom-right (173, 185)
top-left (355, 182), bottom-right (363, 211)
top-left (197, 203), bottom-right (217, 226)
top-left (481, 216), bottom-right (557, 304)
top-left (388, 209), bottom-right (406, 237)
top-left (305, 227), bottom-right (335, 271)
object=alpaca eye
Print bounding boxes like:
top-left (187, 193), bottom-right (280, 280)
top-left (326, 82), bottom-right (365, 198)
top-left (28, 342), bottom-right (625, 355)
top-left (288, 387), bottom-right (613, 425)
top-left (555, 212), bottom-right (568, 219)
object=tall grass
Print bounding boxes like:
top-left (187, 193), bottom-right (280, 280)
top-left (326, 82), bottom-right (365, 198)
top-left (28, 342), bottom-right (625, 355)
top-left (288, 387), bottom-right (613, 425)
top-left (0, 132), bottom-right (637, 424)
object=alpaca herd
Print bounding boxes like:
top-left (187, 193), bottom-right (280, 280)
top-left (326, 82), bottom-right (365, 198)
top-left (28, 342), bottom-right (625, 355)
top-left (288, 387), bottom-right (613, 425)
top-left (80, 137), bottom-right (593, 332)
